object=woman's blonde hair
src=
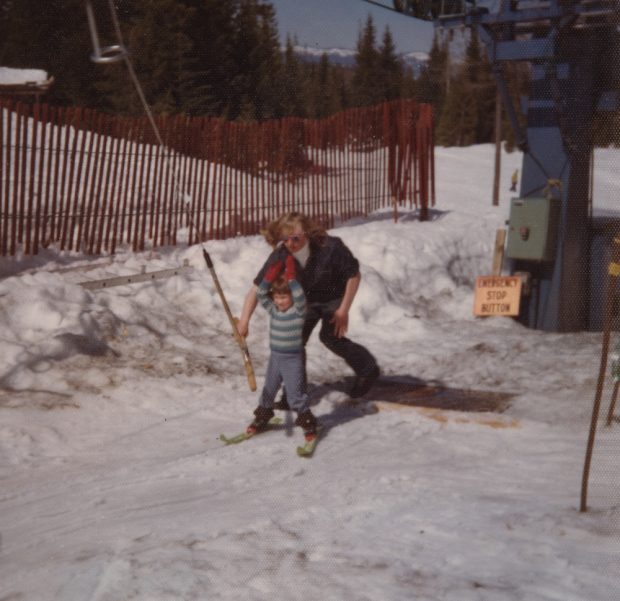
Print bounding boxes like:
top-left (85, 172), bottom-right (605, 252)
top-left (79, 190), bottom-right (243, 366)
top-left (261, 212), bottom-right (327, 248)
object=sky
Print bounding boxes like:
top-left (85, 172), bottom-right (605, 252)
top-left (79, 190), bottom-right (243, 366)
top-left (1, 138), bottom-right (619, 599)
top-left (269, 0), bottom-right (435, 54)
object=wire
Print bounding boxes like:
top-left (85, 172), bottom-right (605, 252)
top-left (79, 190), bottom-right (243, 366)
top-left (101, 0), bottom-right (184, 206)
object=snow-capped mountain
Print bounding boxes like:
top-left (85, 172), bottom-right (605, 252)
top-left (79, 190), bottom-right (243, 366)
top-left (290, 45), bottom-right (428, 75)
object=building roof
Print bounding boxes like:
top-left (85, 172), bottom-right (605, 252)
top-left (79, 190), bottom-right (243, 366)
top-left (0, 67), bottom-right (54, 96)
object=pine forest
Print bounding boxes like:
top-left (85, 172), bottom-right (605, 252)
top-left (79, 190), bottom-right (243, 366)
top-left (1, 0), bottom-right (618, 147)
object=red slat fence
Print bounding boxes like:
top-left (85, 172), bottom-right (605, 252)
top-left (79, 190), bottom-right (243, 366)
top-left (0, 99), bottom-right (434, 256)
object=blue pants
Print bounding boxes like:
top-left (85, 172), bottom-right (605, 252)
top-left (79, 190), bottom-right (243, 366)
top-left (259, 351), bottom-right (308, 413)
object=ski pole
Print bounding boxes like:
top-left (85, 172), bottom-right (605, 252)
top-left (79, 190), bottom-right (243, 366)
top-left (182, 201), bottom-right (256, 392)
top-left (202, 248), bottom-right (257, 392)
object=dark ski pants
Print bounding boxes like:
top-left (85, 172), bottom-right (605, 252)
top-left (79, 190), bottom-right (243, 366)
top-left (302, 298), bottom-right (377, 377)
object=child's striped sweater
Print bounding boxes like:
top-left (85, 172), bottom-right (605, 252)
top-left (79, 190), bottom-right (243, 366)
top-left (257, 278), bottom-right (306, 353)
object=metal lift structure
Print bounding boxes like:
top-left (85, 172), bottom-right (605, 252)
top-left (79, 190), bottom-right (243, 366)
top-left (367, 0), bottom-right (619, 331)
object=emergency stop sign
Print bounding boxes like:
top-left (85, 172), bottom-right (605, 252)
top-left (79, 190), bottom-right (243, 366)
top-left (473, 276), bottom-right (522, 317)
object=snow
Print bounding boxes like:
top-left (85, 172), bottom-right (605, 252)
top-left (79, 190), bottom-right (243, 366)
top-left (0, 66), bottom-right (48, 85)
top-left (292, 45), bottom-right (356, 58)
top-left (1, 144), bottom-right (619, 600)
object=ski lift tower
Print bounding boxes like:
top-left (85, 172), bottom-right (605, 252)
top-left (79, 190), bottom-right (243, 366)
top-left (386, 0), bottom-right (620, 331)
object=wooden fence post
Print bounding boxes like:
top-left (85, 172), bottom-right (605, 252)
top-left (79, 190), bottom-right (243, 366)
top-left (0, 100), bottom-right (7, 256)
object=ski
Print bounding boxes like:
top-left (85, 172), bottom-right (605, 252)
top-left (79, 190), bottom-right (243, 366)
top-left (220, 417), bottom-right (322, 456)
top-left (219, 417), bottom-right (283, 445)
top-left (296, 428), bottom-right (321, 457)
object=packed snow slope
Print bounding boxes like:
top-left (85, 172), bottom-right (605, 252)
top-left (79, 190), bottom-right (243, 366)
top-left (1, 145), bottom-right (619, 601)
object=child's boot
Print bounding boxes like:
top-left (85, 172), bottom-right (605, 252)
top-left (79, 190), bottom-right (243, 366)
top-left (273, 390), bottom-right (290, 411)
top-left (295, 409), bottom-right (317, 440)
top-left (247, 406), bottom-right (275, 434)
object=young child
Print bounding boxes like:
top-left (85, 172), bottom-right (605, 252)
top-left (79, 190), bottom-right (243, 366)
top-left (247, 254), bottom-right (318, 440)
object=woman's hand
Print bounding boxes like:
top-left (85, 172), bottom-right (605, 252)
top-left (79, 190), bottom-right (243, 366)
top-left (330, 307), bottom-right (349, 338)
top-left (329, 273), bottom-right (360, 338)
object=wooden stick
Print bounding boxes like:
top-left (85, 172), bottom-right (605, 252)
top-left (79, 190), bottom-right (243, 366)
top-left (202, 248), bottom-right (257, 392)
top-left (581, 237), bottom-right (620, 511)
top-left (492, 229), bottom-right (507, 276)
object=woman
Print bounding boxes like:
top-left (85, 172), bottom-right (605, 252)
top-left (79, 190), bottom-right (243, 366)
top-left (236, 212), bottom-right (380, 405)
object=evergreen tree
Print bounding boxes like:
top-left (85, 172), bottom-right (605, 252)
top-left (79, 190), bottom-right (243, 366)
top-left (0, 0), bottom-right (426, 119)
top-left (501, 61), bottom-right (529, 152)
top-left (0, 0), bottom-right (100, 106)
top-left (377, 27), bottom-right (403, 101)
top-left (94, 0), bottom-right (193, 115)
top-left (307, 53), bottom-right (341, 118)
top-left (178, 0), bottom-right (237, 116)
top-left (463, 29), bottom-right (495, 143)
top-left (436, 30), bottom-right (496, 146)
top-left (401, 65), bottom-right (417, 100)
top-left (331, 64), bottom-right (350, 112)
top-left (351, 15), bottom-right (382, 107)
top-left (254, 1), bottom-right (283, 119)
top-left (435, 76), bottom-right (478, 145)
top-left (416, 32), bottom-right (449, 121)
top-left (229, 0), bottom-right (282, 120)
top-left (281, 36), bottom-right (307, 117)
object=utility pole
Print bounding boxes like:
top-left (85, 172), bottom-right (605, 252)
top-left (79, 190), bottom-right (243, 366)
top-left (492, 88), bottom-right (502, 206)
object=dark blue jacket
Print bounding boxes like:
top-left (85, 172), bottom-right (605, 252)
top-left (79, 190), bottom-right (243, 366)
top-left (253, 236), bottom-right (360, 304)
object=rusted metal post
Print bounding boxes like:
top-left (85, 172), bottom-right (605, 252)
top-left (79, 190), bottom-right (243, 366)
top-left (605, 380), bottom-right (619, 426)
top-left (581, 236), bottom-right (620, 511)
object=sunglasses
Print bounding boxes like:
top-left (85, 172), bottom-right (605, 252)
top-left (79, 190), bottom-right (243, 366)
top-left (281, 234), bottom-right (305, 243)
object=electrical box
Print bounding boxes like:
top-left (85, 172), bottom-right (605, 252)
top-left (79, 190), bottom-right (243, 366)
top-left (505, 196), bottom-right (560, 261)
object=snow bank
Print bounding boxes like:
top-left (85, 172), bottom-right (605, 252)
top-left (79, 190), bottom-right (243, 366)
top-left (0, 145), bottom-right (619, 601)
